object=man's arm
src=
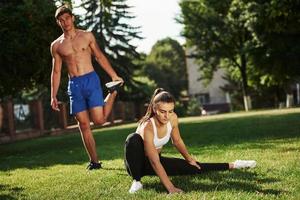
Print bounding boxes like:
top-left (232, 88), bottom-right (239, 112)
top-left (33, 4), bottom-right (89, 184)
top-left (143, 124), bottom-right (182, 193)
top-left (50, 42), bottom-right (62, 111)
top-left (170, 114), bottom-right (201, 169)
top-left (88, 32), bottom-right (123, 83)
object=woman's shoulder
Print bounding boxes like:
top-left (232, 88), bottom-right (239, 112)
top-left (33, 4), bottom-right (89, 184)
top-left (170, 113), bottom-right (179, 127)
top-left (143, 119), bottom-right (153, 131)
top-left (138, 119), bottom-right (153, 131)
top-left (141, 120), bottom-right (155, 140)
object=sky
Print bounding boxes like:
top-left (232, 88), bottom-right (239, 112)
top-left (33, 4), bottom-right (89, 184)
top-left (126, 0), bottom-right (185, 53)
top-left (73, 0), bottom-right (185, 54)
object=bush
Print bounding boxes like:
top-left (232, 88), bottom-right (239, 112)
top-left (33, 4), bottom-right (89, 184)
top-left (186, 97), bottom-right (202, 116)
top-left (175, 101), bottom-right (187, 117)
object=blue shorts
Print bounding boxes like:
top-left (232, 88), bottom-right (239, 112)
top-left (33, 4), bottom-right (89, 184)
top-left (67, 71), bottom-right (105, 115)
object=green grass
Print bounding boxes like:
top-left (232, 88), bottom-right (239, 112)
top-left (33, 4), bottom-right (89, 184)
top-left (1, 108), bottom-right (300, 200)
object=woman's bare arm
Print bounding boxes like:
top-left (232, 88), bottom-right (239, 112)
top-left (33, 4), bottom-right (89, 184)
top-left (143, 123), bottom-right (182, 193)
top-left (170, 114), bottom-right (200, 169)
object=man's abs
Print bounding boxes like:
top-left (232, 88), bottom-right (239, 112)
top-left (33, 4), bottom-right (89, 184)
top-left (64, 52), bottom-right (95, 77)
top-left (67, 64), bottom-right (95, 78)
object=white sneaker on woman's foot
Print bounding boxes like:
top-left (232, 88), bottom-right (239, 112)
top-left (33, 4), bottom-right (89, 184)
top-left (233, 160), bottom-right (256, 169)
top-left (129, 180), bottom-right (143, 194)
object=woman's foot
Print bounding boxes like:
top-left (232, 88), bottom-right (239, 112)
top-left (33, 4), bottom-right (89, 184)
top-left (233, 160), bottom-right (256, 169)
top-left (129, 180), bottom-right (143, 194)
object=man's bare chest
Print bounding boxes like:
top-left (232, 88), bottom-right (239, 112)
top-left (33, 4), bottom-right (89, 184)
top-left (57, 37), bottom-right (90, 57)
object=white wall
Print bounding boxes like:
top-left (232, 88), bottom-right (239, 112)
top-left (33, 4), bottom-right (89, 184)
top-left (186, 48), bottom-right (228, 104)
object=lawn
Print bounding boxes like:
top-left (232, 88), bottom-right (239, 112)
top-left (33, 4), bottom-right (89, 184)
top-left (1, 108), bottom-right (300, 200)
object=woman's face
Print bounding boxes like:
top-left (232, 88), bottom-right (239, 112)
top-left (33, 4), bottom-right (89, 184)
top-left (154, 102), bottom-right (175, 124)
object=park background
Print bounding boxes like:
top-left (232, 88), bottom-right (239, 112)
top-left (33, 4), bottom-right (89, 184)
top-left (0, 0), bottom-right (300, 199)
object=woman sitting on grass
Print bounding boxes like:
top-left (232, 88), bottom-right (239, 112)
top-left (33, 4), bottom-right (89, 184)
top-left (124, 88), bottom-right (256, 194)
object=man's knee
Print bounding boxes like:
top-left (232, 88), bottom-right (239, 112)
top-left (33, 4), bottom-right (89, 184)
top-left (93, 117), bottom-right (106, 125)
top-left (78, 121), bottom-right (90, 130)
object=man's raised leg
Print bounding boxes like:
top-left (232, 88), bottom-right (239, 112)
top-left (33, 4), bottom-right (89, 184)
top-left (90, 91), bottom-right (118, 124)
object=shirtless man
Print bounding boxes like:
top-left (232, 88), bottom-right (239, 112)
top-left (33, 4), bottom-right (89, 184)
top-left (50, 5), bottom-right (124, 170)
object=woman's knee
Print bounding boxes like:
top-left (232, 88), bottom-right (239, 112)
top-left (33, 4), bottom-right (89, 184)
top-left (126, 133), bottom-right (143, 146)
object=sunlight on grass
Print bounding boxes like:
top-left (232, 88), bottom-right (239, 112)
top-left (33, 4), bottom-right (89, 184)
top-left (1, 108), bottom-right (300, 199)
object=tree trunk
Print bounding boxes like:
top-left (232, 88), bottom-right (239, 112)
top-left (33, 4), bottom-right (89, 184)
top-left (243, 95), bottom-right (252, 111)
top-left (0, 103), bottom-right (3, 131)
top-left (297, 83), bottom-right (300, 105)
top-left (240, 54), bottom-right (251, 111)
top-left (286, 93), bottom-right (294, 108)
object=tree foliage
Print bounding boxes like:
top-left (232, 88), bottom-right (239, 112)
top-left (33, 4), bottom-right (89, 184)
top-left (0, 0), bottom-right (61, 97)
top-left (179, 0), bottom-right (257, 99)
top-left (142, 38), bottom-right (187, 99)
top-left (250, 0), bottom-right (300, 91)
top-left (179, 0), bottom-right (300, 109)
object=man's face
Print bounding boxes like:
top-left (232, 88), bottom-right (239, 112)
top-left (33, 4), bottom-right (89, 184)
top-left (57, 13), bottom-right (74, 31)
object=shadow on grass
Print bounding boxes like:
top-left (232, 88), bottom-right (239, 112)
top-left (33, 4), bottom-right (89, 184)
top-left (0, 126), bottom-right (134, 171)
top-left (143, 170), bottom-right (284, 196)
top-left (0, 112), bottom-right (299, 171)
top-left (0, 184), bottom-right (25, 200)
top-left (101, 167), bottom-right (124, 172)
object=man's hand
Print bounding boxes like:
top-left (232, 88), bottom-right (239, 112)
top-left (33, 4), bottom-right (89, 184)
top-left (51, 97), bottom-right (60, 111)
top-left (188, 158), bottom-right (201, 170)
top-left (112, 75), bottom-right (124, 85)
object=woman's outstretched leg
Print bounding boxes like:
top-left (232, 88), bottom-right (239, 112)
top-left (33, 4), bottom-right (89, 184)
top-left (124, 133), bottom-right (144, 193)
top-left (159, 156), bottom-right (229, 175)
top-left (151, 156), bottom-right (256, 176)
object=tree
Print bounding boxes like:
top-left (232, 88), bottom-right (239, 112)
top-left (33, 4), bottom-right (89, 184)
top-left (179, 0), bottom-right (261, 111)
top-left (179, 0), bottom-right (300, 110)
top-left (142, 37), bottom-right (187, 99)
top-left (0, 0), bottom-right (61, 97)
top-left (78, 0), bottom-right (144, 101)
top-left (250, 0), bottom-right (300, 94)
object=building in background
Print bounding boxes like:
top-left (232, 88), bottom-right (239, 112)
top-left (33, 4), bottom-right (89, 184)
top-left (185, 48), bottom-right (231, 114)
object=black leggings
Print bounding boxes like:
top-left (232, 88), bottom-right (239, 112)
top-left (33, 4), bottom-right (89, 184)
top-left (124, 133), bottom-right (229, 181)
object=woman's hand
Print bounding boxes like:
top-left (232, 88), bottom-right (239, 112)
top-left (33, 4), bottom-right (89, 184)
top-left (187, 158), bottom-right (201, 170)
top-left (168, 186), bottom-right (183, 194)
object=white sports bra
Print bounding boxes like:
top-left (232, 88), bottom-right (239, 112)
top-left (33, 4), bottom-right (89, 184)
top-left (136, 117), bottom-right (172, 149)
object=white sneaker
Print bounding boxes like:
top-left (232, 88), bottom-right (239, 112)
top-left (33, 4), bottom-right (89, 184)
top-left (233, 160), bottom-right (256, 169)
top-left (105, 81), bottom-right (123, 93)
top-left (129, 180), bottom-right (143, 194)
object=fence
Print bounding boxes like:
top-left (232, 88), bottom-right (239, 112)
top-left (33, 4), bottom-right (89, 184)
top-left (0, 99), bottom-right (146, 144)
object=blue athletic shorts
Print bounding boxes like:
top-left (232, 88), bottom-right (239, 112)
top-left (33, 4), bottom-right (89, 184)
top-left (67, 71), bottom-right (105, 115)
